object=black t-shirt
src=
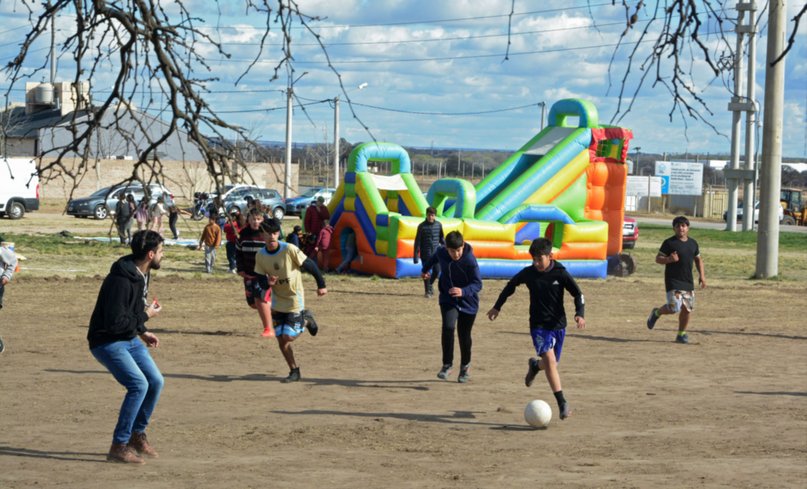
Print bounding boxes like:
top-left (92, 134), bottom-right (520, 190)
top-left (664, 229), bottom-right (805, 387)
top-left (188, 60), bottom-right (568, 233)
top-left (659, 236), bottom-right (700, 291)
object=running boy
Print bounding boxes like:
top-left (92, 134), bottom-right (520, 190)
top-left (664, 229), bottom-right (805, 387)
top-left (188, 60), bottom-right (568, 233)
top-left (254, 218), bottom-right (327, 383)
top-left (646, 215), bottom-right (706, 344)
top-left (421, 231), bottom-right (482, 383)
top-left (486, 237), bottom-right (585, 420)
top-left (236, 208), bottom-right (273, 336)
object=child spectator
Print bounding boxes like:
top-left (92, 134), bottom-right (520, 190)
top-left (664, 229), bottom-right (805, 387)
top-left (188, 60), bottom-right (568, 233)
top-left (198, 214), bottom-right (222, 273)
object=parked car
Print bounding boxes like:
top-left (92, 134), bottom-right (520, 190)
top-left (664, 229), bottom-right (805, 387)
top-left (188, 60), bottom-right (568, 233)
top-left (222, 185), bottom-right (286, 220)
top-left (0, 157), bottom-right (40, 219)
top-left (722, 201), bottom-right (784, 223)
top-left (66, 183), bottom-right (175, 219)
top-left (285, 187), bottom-right (336, 216)
top-left (622, 217), bottom-right (639, 249)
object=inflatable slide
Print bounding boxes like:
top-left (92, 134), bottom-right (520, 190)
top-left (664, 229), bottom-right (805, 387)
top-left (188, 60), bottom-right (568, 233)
top-left (317, 98), bottom-right (632, 279)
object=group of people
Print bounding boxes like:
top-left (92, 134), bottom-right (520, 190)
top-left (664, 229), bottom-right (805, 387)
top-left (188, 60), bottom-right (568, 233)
top-left (114, 193), bottom-right (180, 245)
top-left (196, 195), bottom-right (337, 275)
top-left (80, 211), bottom-right (704, 465)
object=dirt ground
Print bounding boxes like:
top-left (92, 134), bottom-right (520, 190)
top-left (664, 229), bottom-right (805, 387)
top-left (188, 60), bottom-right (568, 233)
top-left (1, 263), bottom-right (805, 488)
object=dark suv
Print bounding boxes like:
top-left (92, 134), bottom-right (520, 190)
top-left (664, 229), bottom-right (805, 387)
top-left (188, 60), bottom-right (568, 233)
top-left (67, 183), bottom-right (175, 219)
top-left (222, 186), bottom-right (286, 220)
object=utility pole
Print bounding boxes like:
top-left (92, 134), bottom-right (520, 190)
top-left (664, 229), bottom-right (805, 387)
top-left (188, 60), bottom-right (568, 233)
top-left (284, 87), bottom-right (293, 200)
top-left (333, 96), bottom-right (340, 188)
top-left (755, 0), bottom-right (786, 278)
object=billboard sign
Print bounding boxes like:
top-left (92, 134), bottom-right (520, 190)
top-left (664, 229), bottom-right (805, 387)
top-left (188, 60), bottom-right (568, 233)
top-left (654, 161), bottom-right (703, 196)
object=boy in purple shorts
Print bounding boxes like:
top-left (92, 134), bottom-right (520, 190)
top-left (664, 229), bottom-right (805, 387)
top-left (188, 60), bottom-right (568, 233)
top-left (646, 215), bottom-right (706, 344)
top-left (487, 238), bottom-right (585, 420)
top-left (254, 218), bottom-right (327, 383)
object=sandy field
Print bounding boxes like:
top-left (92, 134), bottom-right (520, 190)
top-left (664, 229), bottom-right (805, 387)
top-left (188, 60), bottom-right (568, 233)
top-left (1, 259), bottom-right (805, 488)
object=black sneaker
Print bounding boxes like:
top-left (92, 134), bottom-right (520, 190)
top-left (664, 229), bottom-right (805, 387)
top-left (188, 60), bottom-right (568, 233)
top-left (282, 368), bottom-right (301, 383)
top-left (525, 357), bottom-right (540, 387)
top-left (457, 365), bottom-right (470, 383)
top-left (0, 335), bottom-right (4, 354)
top-left (302, 310), bottom-right (318, 337)
top-left (675, 333), bottom-right (689, 344)
top-left (646, 308), bottom-right (660, 330)
top-left (559, 402), bottom-right (572, 420)
top-left (437, 364), bottom-right (452, 380)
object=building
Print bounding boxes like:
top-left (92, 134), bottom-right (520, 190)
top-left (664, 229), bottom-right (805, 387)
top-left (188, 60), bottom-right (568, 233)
top-left (1, 81), bottom-right (203, 161)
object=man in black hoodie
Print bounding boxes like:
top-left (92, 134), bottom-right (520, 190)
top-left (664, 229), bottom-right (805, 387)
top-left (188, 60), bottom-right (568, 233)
top-left (413, 207), bottom-right (444, 298)
top-left (88, 230), bottom-right (165, 464)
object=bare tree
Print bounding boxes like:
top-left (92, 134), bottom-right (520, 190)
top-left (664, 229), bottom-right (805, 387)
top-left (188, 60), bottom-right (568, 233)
top-left (595, 1), bottom-right (805, 130)
top-left (3, 0), bottom-right (364, 198)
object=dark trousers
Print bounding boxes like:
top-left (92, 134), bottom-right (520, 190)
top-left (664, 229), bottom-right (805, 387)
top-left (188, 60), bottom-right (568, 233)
top-left (225, 241), bottom-right (237, 271)
top-left (424, 261), bottom-right (440, 294)
top-left (440, 305), bottom-right (476, 367)
top-left (169, 213), bottom-right (179, 239)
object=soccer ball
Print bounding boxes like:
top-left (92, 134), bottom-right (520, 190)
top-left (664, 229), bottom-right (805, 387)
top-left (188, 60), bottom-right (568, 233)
top-left (524, 399), bottom-right (552, 428)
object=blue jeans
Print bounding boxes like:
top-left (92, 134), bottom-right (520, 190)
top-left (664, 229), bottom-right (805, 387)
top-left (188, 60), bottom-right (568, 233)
top-left (90, 338), bottom-right (164, 444)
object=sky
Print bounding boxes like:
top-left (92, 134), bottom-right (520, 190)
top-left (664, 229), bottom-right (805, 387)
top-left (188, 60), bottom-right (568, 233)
top-left (1, 0), bottom-right (805, 158)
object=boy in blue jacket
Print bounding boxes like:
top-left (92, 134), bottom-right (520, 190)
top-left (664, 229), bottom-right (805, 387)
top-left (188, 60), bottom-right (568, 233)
top-left (487, 238), bottom-right (585, 420)
top-left (422, 231), bottom-right (482, 383)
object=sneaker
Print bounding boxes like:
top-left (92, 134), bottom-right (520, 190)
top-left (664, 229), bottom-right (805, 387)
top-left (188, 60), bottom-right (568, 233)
top-left (646, 308), bottom-right (660, 330)
top-left (303, 310), bottom-right (318, 337)
top-left (457, 365), bottom-right (470, 383)
top-left (0, 335), bottom-right (4, 354)
top-left (437, 364), bottom-right (452, 380)
top-left (525, 357), bottom-right (540, 387)
top-left (559, 402), bottom-right (572, 420)
top-left (282, 368), bottom-right (301, 383)
top-left (261, 326), bottom-right (275, 338)
top-left (675, 333), bottom-right (689, 344)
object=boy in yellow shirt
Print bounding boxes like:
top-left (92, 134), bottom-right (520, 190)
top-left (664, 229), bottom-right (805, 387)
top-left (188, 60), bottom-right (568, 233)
top-left (254, 218), bottom-right (326, 382)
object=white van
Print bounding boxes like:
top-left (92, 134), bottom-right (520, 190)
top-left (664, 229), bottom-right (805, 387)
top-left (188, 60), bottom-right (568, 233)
top-left (0, 158), bottom-right (40, 219)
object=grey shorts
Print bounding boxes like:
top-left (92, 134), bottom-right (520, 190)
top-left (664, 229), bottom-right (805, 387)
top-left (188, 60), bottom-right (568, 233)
top-left (666, 290), bottom-right (695, 313)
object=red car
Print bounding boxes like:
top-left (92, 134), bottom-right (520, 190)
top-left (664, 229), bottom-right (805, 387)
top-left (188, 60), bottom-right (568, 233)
top-left (622, 217), bottom-right (639, 249)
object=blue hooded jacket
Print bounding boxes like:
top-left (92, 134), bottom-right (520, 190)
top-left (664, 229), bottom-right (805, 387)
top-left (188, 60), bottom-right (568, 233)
top-left (422, 242), bottom-right (482, 314)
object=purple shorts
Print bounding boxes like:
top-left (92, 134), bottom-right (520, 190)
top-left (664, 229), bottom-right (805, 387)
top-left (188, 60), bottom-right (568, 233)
top-left (530, 328), bottom-right (566, 362)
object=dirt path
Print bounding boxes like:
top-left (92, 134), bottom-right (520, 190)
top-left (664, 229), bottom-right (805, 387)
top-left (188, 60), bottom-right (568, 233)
top-left (1, 272), bottom-right (805, 488)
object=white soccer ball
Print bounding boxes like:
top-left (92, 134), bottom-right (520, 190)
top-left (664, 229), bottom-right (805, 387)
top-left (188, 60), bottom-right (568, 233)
top-left (524, 399), bottom-right (552, 428)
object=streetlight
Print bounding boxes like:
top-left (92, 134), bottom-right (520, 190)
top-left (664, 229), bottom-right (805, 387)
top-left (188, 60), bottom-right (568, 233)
top-left (334, 82), bottom-right (368, 188)
top-left (538, 101), bottom-right (546, 131)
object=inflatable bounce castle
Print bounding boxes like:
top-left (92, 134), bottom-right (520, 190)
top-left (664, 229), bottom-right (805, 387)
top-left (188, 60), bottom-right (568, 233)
top-left (317, 98), bottom-right (633, 279)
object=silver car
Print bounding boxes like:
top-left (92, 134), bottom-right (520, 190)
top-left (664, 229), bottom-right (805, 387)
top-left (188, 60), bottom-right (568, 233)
top-left (222, 186), bottom-right (286, 220)
top-left (67, 183), bottom-right (175, 219)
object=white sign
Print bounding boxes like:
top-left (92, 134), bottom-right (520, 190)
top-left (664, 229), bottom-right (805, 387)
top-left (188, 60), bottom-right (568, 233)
top-left (626, 176), bottom-right (662, 197)
top-left (655, 161), bottom-right (703, 196)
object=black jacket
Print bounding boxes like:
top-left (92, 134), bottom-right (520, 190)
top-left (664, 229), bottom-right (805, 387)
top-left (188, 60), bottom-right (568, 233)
top-left (87, 256), bottom-right (150, 349)
top-left (492, 261), bottom-right (584, 330)
top-left (413, 220), bottom-right (444, 264)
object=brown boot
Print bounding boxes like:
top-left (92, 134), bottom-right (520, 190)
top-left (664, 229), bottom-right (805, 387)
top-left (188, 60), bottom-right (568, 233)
top-left (107, 443), bottom-right (145, 464)
top-left (128, 432), bottom-right (159, 458)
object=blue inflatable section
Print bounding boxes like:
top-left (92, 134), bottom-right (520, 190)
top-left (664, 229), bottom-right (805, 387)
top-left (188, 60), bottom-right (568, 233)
top-left (478, 259), bottom-right (607, 279)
